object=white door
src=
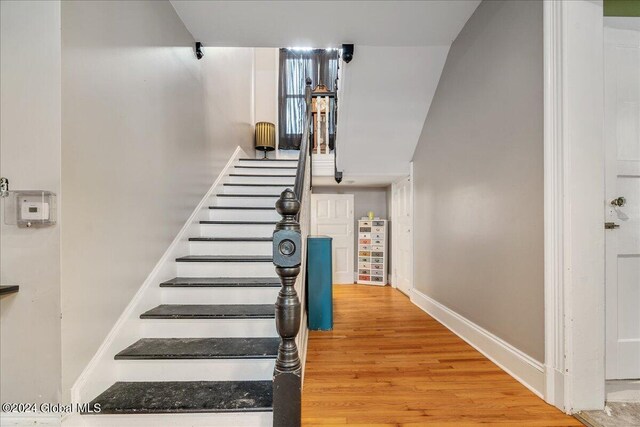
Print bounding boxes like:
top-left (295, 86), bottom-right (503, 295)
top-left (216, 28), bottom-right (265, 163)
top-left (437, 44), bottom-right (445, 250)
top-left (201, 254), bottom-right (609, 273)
top-left (392, 175), bottom-right (413, 296)
top-left (605, 24), bottom-right (640, 380)
top-left (310, 194), bottom-right (354, 284)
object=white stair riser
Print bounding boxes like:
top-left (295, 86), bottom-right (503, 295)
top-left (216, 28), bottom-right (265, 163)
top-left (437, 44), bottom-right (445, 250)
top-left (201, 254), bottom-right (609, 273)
top-left (237, 160), bottom-right (296, 168)
top-left (189, 241), bottom-right (272, 256)
top-left (115, 359), bottom-right (275, 382)
top-left (140, 319), bottom-right (277, 338)
top-left (63, 412), bottom-right (273, 427)
top-left (208, 209), bottom-right (279, 221)
top-left (162, 286), bottom-right (279, 304)
top-left (177, 261), bottom-right (275, 278)
top-left (228, 175), bottom-right (295, 184)
top-left (222, 185), bottom-right (288, 195)
top-left (214, 196), bottom-right (279, 208)
top-left (199, 223), bottom-right (274, 238)
top-left (233, 167), bottom-right (296, 176)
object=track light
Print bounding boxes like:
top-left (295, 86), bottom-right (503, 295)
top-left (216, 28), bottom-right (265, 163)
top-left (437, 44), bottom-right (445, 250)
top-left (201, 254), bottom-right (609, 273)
top-left (342, 44), bottom-right (354, 63)
top-left (195, 42), bottom-right (204, 60)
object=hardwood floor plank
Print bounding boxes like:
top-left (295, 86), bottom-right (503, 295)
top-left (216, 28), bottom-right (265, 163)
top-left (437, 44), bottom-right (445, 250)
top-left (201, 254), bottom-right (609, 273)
top-left (302, 285), bottom-right (581, 426)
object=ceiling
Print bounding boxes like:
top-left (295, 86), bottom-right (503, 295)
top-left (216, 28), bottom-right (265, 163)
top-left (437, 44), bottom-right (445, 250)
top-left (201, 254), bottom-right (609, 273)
top-left (171, 0), bottom-right (480, 184)
top-left (170, 1), bottom-right (480, 47)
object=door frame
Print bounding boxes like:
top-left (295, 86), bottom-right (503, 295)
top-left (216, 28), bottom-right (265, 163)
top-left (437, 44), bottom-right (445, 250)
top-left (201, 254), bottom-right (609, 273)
top-left (391, 164), bottom-right (414, 293)
top-left (543, 0), bottom-right (606, 413)
top-left (310, 193), bottom-right (355, 285)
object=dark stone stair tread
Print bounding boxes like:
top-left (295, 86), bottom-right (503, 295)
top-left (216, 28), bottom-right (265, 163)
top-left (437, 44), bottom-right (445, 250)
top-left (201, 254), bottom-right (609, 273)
top-left (87, 381), bottom-right (272, 414)
top-left (115, 338), bottom-right (278, 360)
top-left (200, 220), bottom-right (277, 224)
top-left (160, 277), bottom-right (280, 287)
top-left (208, 206), bottom-right (276, 210)
top-left (141, 304), bottom-right (275, 319)
top-left (189, 237), bottom-right (272, 241)
top-left (175, 255), bottom-right (272, 262)
top-left (216, 194), bottom-right (281, 199)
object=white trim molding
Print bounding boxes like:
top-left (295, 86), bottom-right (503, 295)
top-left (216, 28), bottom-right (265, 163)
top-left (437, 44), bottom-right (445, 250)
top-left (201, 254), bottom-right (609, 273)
top-left (411, 289), bottom-right (545, 397)
top-left (543, 0), bottom-right (566, 411)
top-left (543, 0), bottom-right (605, 414)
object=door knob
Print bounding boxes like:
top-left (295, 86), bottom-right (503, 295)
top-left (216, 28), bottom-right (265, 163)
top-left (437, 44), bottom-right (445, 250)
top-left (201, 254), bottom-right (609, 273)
top-left (605, 222), bottom-right (620, 230)
top-left (610, 196), bottom-right (626, 207)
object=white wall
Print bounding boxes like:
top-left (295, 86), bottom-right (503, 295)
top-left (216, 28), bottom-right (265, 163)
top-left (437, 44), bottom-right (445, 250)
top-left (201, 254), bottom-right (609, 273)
top-left (411, 0), bottom-right (545, 362)
top-left (253, 48), bottom-right (279, 157)
top-left (254, 49), bottom-right (278, 125)
top-left (0, 0), bottom-right (62, 404)
top-left (60, 0), bottom-right (255, 401)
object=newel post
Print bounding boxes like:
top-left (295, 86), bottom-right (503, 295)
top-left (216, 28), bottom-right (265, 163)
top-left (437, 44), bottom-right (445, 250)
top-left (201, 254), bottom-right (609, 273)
top-left (272, 189), bottom-right (302, 427)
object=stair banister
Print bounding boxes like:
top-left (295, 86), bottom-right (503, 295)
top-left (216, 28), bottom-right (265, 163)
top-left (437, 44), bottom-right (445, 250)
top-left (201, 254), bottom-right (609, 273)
top-left (293, 78), bottom-right (313, 204)
top-left (272, 78), bottom-right (312, 427)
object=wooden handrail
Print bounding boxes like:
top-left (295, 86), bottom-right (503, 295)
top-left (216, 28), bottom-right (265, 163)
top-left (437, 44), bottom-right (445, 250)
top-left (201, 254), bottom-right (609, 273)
top-left (293, 78), bottom-right (313, 203)
top-left (272, 77), bottom-right (312, 427)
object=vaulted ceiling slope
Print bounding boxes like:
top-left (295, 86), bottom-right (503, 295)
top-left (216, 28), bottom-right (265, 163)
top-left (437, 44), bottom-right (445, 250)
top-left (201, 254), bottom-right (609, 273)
top-left (171, 0), bottom-right (480, 180)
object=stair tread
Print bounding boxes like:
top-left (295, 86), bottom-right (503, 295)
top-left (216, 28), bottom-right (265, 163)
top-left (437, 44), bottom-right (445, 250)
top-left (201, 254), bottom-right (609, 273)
top-left (160, 277), bottom-right (280, 288)
top-left (141, 304), bottom-right (275, 319)
top-left (87, 380), bottom-right (272, 414)
top-left (115, 337), bottom-right (278, 360)
top-left (208, 206), bottom-right (276, 210)
top-left (189, 237), bottom-right (272, 241)
top-left (176, 255), bottom-right (272, 262)
top-left (217, 194), bottom-right (281, 197)
top-left (200, 220), bottom-right (277, 225)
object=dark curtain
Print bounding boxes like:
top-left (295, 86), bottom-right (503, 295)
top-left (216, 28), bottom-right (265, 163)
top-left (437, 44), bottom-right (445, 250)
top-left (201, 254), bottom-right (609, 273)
top-left (278, 48), bottom-right (338, 150)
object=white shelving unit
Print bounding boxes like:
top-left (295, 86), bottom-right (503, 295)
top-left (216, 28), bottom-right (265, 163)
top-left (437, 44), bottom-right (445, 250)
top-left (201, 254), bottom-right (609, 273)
top-left (357, 219), bottom-right (387, 285)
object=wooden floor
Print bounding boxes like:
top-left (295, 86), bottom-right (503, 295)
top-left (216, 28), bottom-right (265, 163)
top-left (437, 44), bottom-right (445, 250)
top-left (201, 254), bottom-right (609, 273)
top-left (302, 285), bottom-right (581, 426)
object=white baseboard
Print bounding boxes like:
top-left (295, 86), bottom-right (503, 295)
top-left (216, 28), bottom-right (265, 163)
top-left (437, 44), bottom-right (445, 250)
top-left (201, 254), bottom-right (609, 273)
top-left (71, 147), bottom-right (247, 404)
top-left (410, 289), bottom-right (545, 398)
top-left (1, 414), bottom-right (61, 426)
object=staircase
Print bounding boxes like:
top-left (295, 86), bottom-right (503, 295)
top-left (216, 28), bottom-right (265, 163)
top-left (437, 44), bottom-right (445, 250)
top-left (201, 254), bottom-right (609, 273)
top-left (79, 158), bottom-right (299, 426)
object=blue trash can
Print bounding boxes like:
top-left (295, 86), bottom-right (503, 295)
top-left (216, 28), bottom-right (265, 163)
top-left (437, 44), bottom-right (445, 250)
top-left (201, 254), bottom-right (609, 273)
top-left (307, 236), bottom-right (333, 331)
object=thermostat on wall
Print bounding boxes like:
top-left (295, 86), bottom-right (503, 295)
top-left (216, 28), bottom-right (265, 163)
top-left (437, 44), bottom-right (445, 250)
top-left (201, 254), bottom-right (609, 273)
top-left (21, 199), bottom-right (50, 221)
top-left (3, 191), bottom-right (56, 228)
